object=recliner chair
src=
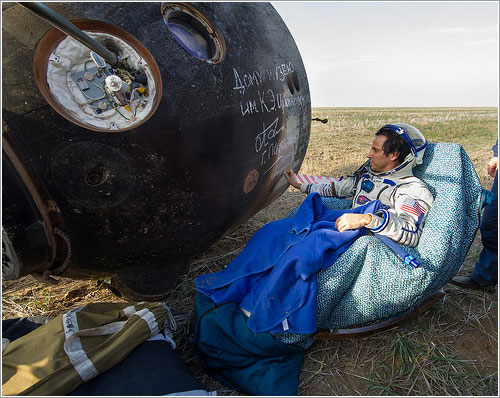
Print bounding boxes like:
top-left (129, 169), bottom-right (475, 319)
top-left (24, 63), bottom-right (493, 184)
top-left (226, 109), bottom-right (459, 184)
top-left (275, 142), bottom-right (483, 347)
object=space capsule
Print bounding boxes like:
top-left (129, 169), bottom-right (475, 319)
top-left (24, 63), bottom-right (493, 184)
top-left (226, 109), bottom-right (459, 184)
top-left (2, 2), bottom-right (311, 300)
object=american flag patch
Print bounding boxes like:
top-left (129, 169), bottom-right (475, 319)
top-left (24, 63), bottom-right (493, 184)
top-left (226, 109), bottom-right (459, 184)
top-left (297, 174), bottom-right (340, 184)
top-left (401, 198), bottom-right (427, 217)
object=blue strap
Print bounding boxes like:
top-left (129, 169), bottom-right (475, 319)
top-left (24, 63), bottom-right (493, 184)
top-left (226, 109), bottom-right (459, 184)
top-left (374, 233), bottom-right (419, 268)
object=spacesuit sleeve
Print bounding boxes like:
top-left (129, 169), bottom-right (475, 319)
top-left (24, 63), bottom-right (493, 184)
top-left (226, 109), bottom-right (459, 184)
top-left (300, 182), bottom-right (334, 197)
top-left (299, 176), bottom-right (356, 198)
top-left (333, 177), bottom-right (356, 199)
top-left (366, 181), bottom-right (434, 247)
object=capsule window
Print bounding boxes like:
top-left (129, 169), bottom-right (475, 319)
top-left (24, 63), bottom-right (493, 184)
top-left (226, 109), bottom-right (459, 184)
top-left (168, 16), bottom-right (212, 59)
top-left (162, 3), bottom-right (225, 64)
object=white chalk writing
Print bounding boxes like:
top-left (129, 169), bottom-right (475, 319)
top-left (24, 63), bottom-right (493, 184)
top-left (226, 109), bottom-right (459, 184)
top-left (233, 68), bottom-right (263, 95)
top-left (232, 62), bottom-right (306, 176)
top-left (254, 117), bottom-right (283, 153)
top-left (240, 99), bottom-right (259, 116)
top-left (233, 62), bottom-right (295, 96)
top-left (232, 62), bottom-right (310, 117)
top-left (270, 150), bottom-right (294, 179)
top-left (266, 62), bottom-right (295, 82)
top-left (241, 90), bottom-right (310, 117)
top-left (252, 116), bottom-right (298, 174)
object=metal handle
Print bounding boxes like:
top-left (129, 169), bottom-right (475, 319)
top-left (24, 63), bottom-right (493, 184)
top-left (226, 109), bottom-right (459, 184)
top-left (19, 2), bottom-right (118, 66)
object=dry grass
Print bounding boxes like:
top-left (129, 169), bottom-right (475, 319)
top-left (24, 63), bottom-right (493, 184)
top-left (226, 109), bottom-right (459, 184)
top-left (307, 107), bottom-right (497, 188)
top-left (2, 107), bottom-right (498, 396)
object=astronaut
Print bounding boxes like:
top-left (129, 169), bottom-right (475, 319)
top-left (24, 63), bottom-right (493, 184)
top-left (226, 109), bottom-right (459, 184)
top-left (284, 124), bottom-right (434, 247)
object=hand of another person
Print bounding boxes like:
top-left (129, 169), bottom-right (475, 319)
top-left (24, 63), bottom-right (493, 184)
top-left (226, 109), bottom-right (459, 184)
top-left (335, 213), bottom-right (373, 232)
top-left (487, 157), bottom-right (498, 178)
top-left (284, 170), bottom-right (302, 189)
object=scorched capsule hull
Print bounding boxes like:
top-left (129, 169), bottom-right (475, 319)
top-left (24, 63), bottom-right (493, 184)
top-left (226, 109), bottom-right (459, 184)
top-left (2, 2), bottom-right (311, 299)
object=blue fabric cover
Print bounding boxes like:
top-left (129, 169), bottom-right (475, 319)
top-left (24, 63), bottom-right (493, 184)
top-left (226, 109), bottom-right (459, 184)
top-left (195, 194), bottom-right (383, 334)
top-left (193, 292), bottom-right (305, 396)
top-left (471, 171), bottom-right (497, 285)
top-left (275, 143), bottom-right (483, 347)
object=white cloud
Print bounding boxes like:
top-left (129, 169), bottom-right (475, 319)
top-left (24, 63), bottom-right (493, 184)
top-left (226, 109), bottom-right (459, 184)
top-left (427, 27), bottom-right (467, 34)
top-left (422, 25), bottom-right (497, 35)
top-left (306, 55), bottom-right (378, 72)
top-left (451, 38), bottom-right (498, 47)
top-left (273, 2), bottom-right (498, 106)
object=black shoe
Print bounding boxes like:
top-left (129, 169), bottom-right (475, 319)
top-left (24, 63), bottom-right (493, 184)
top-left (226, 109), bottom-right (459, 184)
top-left (449, 275), bottom-right (497, 293)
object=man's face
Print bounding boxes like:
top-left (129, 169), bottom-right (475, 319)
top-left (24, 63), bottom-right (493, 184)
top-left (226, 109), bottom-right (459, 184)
top-left (367, 135), bottom-right (396, 173)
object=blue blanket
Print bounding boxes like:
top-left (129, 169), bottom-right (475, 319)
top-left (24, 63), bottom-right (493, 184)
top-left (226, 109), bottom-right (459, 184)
top-left (195, 193), bottom-right (382, 334)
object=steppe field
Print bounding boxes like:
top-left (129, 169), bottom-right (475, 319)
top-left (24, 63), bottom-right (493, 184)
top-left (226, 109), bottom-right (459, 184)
top-left (2, 107), bottom-right (498, 396)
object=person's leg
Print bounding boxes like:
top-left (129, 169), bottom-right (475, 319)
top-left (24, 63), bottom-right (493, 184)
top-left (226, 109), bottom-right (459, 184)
top-left (451, 172), bottom-right (498, 291)
top-left (470, 172), bottom-right (498, 286)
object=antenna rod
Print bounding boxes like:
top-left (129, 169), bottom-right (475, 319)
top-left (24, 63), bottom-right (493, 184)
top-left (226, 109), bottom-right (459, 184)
top-left (19, 2), bottom-right (118, 66)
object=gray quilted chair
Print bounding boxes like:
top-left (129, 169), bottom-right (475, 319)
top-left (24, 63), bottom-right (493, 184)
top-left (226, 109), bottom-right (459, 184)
top-left (275, 143), bottom-right (483, 348)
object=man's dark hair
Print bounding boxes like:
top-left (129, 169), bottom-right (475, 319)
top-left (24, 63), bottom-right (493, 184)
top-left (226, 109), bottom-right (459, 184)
top-left (375, 128), bottom-right (411, 164)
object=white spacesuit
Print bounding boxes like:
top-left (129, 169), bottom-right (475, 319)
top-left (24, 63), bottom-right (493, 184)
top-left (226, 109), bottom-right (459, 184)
top-left (299, 124), bottom-right (434, 247)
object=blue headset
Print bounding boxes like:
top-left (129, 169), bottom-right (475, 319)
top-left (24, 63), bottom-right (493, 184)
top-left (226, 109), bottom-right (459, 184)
top-left (373, 124), bottom-right (427, 175)
top-left (377, 124), bottom-right (419, 157)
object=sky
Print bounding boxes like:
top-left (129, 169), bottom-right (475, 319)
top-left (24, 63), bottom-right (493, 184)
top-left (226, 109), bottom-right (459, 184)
top-left (271, 1), bottom-right (499, 107)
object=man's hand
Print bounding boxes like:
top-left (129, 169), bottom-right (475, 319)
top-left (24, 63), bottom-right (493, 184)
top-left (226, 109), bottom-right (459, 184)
top-left (335, 213), bottom-right (373, 232)
top-left (284, 170), bottom-right (302, 189)
top-left (487, 157), bottom-right (498, 178)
